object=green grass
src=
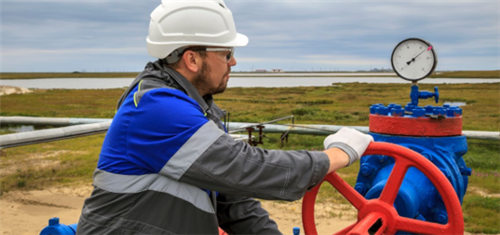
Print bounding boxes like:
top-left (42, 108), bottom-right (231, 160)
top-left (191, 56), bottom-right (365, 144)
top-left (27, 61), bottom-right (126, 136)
top-left (463, 195), bottom-right (500, 233)
top-left (1, 83), bottom-right (499, 233)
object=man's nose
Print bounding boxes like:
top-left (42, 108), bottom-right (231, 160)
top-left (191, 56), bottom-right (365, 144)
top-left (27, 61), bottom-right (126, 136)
top-left (228, 56), bottom-right (237, 66)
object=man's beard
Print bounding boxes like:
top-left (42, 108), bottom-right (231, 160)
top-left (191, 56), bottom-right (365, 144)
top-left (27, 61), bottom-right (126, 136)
top-left (193, 61), bottom-right (230, 96)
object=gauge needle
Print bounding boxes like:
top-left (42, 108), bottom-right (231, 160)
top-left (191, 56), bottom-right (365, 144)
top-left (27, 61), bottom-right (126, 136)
top-left (407, 46), bottom-right (433, 65)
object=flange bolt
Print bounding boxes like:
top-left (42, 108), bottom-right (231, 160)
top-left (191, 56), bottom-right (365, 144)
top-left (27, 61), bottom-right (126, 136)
top-left (360, 164), bottom-right (375, 177)
top-left (376, 106), bottom-right (389, 116)
top-left (412, 107), bottom-right (426, 117)
top-left (435, 211), bottom-right (448, 224)
top-left (390, 105), bottom-right (404, 117)
top-left (405, 103), bottom-right (414, 113)
top-left (433, 107), bottom-right (446, 116)
top-left (355, 183), bottom-right (367, 195)
top-left (424, 105), bottom-right (434, 114)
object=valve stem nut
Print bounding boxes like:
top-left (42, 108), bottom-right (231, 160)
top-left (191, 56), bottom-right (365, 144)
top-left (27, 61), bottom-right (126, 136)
top-left (435, 211), bottom-right (448, 224)
top-left (390, 105), bottom-right (404, 117)
top-left (377, 106), bottom-right (389, 116)
top-left (405, 103), bottom-right (414, 113)
top-left (424, 105), bottom-right (434, 114)
top-left (355, 183), bottom-right (367, 195)
top-left (433, 107), bottom-right (446, 116)
top-left (447, 107), bottom-right (460, 117)
top-left (412, 107), bottom-right (426, 117)
top-left (360, 164), bottom-right (375, 177)
top-left (387, 103), bottom-right (395, 113)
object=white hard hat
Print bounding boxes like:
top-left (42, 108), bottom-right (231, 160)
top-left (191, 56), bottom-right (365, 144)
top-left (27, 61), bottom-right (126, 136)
top-left (146, 0), bottom-right (249, 60)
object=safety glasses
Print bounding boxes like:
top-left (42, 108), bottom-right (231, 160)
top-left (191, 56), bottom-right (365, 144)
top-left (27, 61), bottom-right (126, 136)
top-left (190, 47), bottom-right (235, 63)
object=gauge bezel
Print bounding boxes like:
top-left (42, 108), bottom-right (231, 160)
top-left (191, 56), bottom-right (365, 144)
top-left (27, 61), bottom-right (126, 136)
top-left (391, 38), bottom-right (438, 81)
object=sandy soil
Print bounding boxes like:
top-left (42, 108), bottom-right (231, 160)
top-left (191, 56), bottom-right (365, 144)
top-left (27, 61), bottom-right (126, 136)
top-left (0, 185), bottom-right (357, 235)
top-left (0, 86), bottom-right (32, 96)
top-left (0, 185), bottom-right (492, 234)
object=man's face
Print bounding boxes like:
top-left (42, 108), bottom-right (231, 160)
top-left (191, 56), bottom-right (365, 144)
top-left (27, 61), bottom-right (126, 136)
top-left (192, 48), bottom-right (236, 96)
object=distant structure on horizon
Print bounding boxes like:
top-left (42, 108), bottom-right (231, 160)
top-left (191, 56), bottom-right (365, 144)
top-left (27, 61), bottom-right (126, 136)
top-left (252, 69), bottom-right (283, 73)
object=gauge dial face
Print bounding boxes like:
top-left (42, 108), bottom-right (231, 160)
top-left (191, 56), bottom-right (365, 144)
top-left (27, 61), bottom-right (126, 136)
top-left (391, 38), bottom-right (438, 81)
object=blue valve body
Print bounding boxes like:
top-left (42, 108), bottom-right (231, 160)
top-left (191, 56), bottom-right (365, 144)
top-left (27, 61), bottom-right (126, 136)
top-left (364, 84), bottom-right (470, 234)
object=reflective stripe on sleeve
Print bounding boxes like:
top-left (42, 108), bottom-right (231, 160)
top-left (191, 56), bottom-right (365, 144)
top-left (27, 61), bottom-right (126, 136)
top-left (93, 169), bottom-right (214, 214)
top-left (160, 121), bottom-right (224, 180)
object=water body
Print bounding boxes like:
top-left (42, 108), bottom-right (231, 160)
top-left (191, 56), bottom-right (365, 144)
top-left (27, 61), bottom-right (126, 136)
top-left (443, 101), bottom-right (467, 107)
top-left (1, 77), bottom-right (499, 89)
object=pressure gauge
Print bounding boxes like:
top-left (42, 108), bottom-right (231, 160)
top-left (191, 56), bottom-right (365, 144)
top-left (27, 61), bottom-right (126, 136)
top-left (391, 38), bottom-right (438, 81)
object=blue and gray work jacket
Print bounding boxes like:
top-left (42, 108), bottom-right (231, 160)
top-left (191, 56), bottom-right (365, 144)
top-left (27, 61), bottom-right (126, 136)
top-left (76, 60), bottom-right (330, 235)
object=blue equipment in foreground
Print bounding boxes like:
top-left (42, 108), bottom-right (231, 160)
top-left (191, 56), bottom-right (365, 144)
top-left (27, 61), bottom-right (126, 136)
top-left (357, 84), bottom-right (471, 232)
top-left (39, 218), bottom-right (77, 235)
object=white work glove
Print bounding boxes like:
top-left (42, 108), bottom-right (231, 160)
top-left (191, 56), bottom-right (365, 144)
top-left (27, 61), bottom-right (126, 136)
top-left (323, 127), bottom-right (374, 166)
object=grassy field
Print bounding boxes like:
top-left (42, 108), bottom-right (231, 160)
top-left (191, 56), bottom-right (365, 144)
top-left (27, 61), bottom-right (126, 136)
top-left (1, 82), bottom-right (499, 233)
top-left (1, 70), bottom-right (499, 79)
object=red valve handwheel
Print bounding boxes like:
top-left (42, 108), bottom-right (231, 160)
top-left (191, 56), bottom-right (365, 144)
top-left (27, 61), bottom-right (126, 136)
top-left (302, 142), bottom-right (464, 235)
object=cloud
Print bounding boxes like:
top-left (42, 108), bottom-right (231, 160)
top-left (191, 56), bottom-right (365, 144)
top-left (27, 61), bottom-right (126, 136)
top-left (1, 0), bottom-right (498, 72)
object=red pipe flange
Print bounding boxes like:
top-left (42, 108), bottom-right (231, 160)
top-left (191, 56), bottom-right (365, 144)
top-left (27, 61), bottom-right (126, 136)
top-left (302, 142), bottom-right (464, 235)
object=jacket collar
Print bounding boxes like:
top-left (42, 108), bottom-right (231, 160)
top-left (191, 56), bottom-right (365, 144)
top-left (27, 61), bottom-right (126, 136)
top-left (157, 61), bottom-right (225, 119)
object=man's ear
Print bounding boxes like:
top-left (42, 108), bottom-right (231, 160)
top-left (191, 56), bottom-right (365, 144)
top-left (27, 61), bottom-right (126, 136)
top-left (181, 50), bottom-right (201, 73)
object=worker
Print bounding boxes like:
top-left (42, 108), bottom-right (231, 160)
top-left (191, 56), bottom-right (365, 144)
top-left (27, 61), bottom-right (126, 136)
top-left (76, 0), bottom-right (373, 234)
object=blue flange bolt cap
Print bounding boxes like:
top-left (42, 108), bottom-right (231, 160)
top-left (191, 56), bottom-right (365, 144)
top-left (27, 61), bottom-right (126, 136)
top-left (412, 107), bottom-right (426, 117)
top-left (376, 106), bottom-right (389, 116)
top-left (433, 107), bottom-right (446, 116)
top-left (293, 227), bottom-right (300, 235)
top-left (40, 218), bottom-right (77, 235)
top-left (391, 105), bottom-right (404, 116)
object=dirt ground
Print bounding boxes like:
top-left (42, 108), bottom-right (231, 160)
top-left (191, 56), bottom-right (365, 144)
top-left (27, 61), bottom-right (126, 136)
top-left (0, 185), bottom-right (490, 235)
top-left (0, 185), bottom-right (357, 235)
top-left (0, 86), bottom-right (31, 96)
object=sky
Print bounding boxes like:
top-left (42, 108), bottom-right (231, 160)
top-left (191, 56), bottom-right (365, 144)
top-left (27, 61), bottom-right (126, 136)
top-left (1, 0), bottom-right (499, 72)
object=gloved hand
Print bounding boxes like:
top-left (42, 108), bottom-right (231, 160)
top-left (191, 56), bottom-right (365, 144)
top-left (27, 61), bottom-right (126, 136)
top-left (323, 127), bottom-right (374, 166)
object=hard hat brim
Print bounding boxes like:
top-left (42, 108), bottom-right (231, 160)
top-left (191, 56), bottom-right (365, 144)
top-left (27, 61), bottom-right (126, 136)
top-left (231, 33), bottom-right (249, 47)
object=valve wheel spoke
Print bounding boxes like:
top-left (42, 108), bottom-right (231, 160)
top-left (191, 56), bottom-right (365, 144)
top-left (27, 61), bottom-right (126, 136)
top-left (395, 216), bottom-right (447, 234)
top-left (328, 173), bottom-right (367, 210)
top-left (378, 158), bottom-right (411, 205)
